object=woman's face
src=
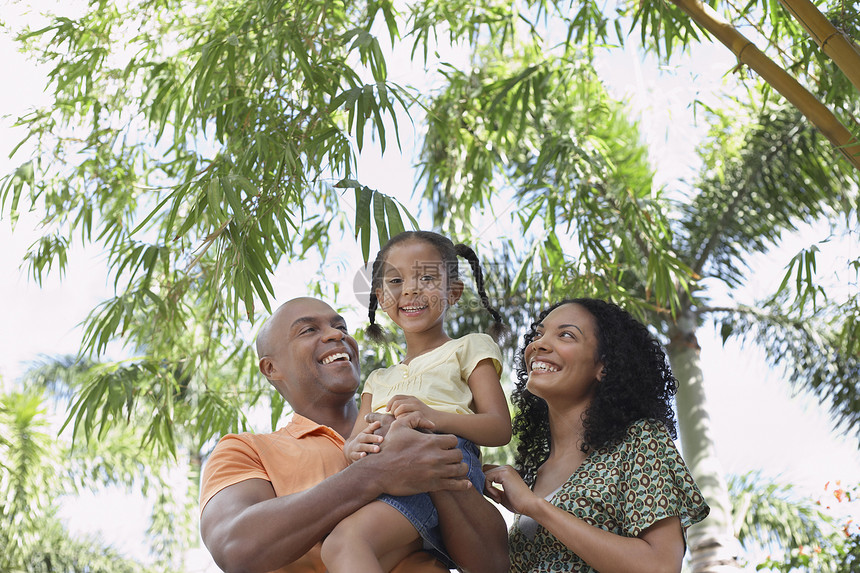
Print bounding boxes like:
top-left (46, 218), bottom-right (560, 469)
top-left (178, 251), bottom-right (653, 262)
top-left (523, 303), bottom-right (604, 405)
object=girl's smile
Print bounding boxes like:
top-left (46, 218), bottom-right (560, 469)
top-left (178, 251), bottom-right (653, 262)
top-left (375, 240), bottom-right (462, 338)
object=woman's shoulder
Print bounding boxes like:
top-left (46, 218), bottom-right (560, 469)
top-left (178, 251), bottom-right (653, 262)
top-left (622, 418), bottom-right (674, 444)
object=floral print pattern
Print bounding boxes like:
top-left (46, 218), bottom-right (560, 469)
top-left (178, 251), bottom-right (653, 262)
top-left (510, 419), bottom-right (709, 572)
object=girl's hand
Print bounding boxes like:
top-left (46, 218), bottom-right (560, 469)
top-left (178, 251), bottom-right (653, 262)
top-left (483, 464), bottom-right (540, 516)
top-left (387, 395), bottom-right (435, 424)
top-left (344, 420), bottom-right (383, 462)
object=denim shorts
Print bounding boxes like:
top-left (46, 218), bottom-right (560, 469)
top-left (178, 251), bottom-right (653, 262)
top-left (377, 436), bottom-right (484, 568)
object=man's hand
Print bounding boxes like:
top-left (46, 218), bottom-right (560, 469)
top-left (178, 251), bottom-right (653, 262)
top-left (358, 416), bottom-right (470, 496)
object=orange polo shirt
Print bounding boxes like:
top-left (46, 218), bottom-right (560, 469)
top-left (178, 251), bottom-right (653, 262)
top-left (200, 414), bottom-right (448, 573)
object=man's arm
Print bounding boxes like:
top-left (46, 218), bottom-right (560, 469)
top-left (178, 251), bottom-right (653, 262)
top-left (201, 423), bottom-right (470, 573)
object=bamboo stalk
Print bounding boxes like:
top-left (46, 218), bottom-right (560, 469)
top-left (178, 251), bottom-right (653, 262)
top-left (669, 0), bottom-right (860, 171)
top-left (779, 0), bottom-right (860, 94)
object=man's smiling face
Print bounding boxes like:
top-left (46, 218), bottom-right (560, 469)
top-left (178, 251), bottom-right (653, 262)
top-left (259, 297), bottom-right (360, 410)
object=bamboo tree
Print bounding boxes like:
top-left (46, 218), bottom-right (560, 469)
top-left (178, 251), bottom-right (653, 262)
top-left (669, 0), bottom-right (860, 170)
top-left (780, 0), bottom-right (860, 93)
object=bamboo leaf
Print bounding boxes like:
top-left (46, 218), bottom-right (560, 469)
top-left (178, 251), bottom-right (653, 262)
top-left (383, 195), bottom-right (404, 237)
top-left (354, 185), bottom-right (373, 262)
top-left (372, 190), bottom-right (388, 246)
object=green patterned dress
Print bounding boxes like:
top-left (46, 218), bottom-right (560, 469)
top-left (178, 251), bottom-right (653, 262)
top-left (509, 419), bottom-right (710, 572)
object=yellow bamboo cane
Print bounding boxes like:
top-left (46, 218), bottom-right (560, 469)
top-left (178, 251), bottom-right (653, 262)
top-left (669, 0), bottom-right (860, 171)
top-left (779, 0), bottom-right (860, 94)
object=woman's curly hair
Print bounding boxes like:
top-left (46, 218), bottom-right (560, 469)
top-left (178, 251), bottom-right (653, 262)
top-left (511, 298), bottom-right (678, 485)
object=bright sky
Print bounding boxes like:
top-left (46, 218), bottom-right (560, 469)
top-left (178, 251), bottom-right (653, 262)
top-left (1, 2), bottom-right (858, 570)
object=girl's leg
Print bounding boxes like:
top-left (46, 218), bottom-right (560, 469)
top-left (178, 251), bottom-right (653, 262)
top-left (431, 486), bottom-right (510, 572)
top-left (321, 500), bottom-right (422, 573)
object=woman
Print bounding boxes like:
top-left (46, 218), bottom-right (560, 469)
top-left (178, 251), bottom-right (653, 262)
top-left (484, 298), bottom-right (709, 572)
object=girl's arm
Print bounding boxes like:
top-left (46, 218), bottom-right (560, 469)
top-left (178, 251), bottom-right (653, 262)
top-left (387, 358), bottom-right (512, 447)
top-left (342, 393), bottom-right (383, 462)
top-left (484, 465), bottom-right (685, 573)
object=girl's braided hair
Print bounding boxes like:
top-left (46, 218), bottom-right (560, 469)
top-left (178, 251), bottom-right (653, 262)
top-left (366, 231), bottom-right (505, 342)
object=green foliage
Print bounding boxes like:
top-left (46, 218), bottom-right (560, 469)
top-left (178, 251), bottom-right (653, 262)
top-left (3, 0), bottom-right (412, 331)
top-left (1, 0), bottom-right (428, 458)
top-left (341, 182), bottom-right (418, 263)
top-left (713, 284), bottom-right (860, 439)
top-left (1, 11), bottom-right (859, 571)
top-left (682, 99), bottom-right (856, 288)
top-left (730, 474), bottom-right (860, 573)
top-left (0, 384), bottom-right (163, 571)
top-left (419, 44), bottom-right (693, 319)
top-left (729, 472), bottom-right (843, 571)
top-left (0, 0), bottom-right (856, 460)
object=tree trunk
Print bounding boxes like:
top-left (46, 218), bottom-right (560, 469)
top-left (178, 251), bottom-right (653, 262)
top-left (780, 0), bottom-right (860, 93)
top-left (668, 309), bottom-right (746, 572)
top-left (669, 0), bottom-right (860, 171)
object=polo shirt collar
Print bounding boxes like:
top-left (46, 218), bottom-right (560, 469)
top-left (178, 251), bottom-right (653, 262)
top-left (286, 412), bottom-right (345, 443)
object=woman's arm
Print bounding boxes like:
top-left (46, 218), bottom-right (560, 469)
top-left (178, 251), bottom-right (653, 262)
top-left (484, 465), bottom-right (685, 573)
top-left (527, 498), bottom-right (684, 573)
top-left (387, 359), bottom-right (512, 446)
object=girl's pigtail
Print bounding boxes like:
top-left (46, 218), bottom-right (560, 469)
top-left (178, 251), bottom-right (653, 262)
top-left (365, 257), bottom-right (387, 343)
top-left (454, 244), bottom-right (507, 341)
top-left (365, 292), bottom-right (387, 343)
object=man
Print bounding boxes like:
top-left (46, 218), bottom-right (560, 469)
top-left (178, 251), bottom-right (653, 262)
top-left (199, 297), bottom-right (509, 572)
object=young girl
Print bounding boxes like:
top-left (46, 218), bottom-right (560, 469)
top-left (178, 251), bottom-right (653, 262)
top-left (320, 230), bottom-right (512, 573)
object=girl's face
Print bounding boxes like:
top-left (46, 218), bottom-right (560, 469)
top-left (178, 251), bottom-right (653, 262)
top-left (375, 240), bottom-right (463, 336)
top-left (523, 303), bottom-right (604, 407)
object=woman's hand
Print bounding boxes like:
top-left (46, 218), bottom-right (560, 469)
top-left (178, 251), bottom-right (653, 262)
top-left (343, 420), bottom-right (383, 461)
top-left (483, 464), bottom-right (540, 516)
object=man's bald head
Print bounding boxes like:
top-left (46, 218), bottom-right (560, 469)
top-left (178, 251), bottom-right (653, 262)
top-left (256, 297), bottom-right (327, 360)
top-left (251, 297), bottom-right (363, 453)
top-left (255, 297), bottom-right (360, 400)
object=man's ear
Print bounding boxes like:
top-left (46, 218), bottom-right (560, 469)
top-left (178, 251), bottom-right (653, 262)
top-left (448, 280), bottom-right (464, 305)
top-left (259, 357), bottom-right (274, 379)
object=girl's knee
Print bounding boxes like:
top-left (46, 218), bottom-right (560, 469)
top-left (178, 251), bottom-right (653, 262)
top-left (321, 527), bottom-right (346, 565)
top-left (322, 518), bottom-right (366, 559)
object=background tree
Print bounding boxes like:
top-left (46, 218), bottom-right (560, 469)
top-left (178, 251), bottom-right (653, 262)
top-left (1, 0), bottom-right (858, 570)
top-left (729, 472), bottom-right (858, 572)
top-left (0, 378), bottom-right (166, 571)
